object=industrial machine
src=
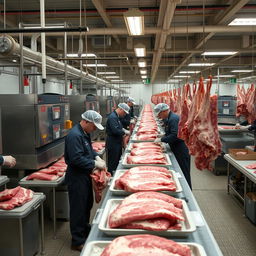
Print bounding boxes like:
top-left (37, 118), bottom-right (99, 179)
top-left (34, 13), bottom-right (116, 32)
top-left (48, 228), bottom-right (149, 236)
top-left (68, 94), bottom-right (100, 140)
top-left (0, 94), bottom-right (70, 169)
top-left (217, 95), bottom-right (237, 124)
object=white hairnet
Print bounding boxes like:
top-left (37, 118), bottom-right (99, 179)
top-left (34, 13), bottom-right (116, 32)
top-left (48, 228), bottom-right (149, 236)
top-left (127, 97), bottom-right (136, 105)
top-left (81, 110), bottom-right (104, 130)
top-left (118, 103), bottom-right (130, 114)
top-left (154, 103), bottom-right (169, 115)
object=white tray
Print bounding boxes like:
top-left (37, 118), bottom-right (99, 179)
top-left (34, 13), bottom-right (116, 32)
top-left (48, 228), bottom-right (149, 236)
top-left (122, 153), bottom-right (172, 168)
top-left (126, 142), bottom-right (166, 152)
top-left (98, 199), bottom-right (196, 237)
top-left (109, 169), bottom-right (182, 195)
top-left (81, 240), bottom-right (207, 256)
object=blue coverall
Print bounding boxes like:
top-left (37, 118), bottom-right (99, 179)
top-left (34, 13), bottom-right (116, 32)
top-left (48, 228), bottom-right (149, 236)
top-left (161, 111), bottom-right (192, 189)
top-left (106, 111), bottom-right (125, 174)
top-left (0, 155), bottom-right (4, 165)
top-left (119, 106), bottom-right (134, 129)
top-left (64, 123), bottom-right (98, 247)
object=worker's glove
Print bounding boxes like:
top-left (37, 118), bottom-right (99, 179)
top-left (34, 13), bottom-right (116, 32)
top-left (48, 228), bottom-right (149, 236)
top-left (154, 138), bottom-right (162, 143)
top-left (122, 128), bottom-right (130, 135)
top-left (96, 156), bottom-right (103, 162)
top-left (3, 155), bottom-right (16, 168)
top-left (157, 133), bottom-right (165, 138)
top-left (130, 119), bottom-right (135, 124)
top-left (94, 159), bottom-right (106, 169)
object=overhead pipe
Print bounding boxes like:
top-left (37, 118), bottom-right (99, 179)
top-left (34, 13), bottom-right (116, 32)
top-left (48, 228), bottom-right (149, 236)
top-left (40, 0), bottom-right (46, 92)
top-left (0, 35), bottom-right (124, 91)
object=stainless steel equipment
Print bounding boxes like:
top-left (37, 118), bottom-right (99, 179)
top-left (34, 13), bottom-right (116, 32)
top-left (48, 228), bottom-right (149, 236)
top-left (0, 108), bottom-right (2, 175)
top-left (68, 94), bottom-right (100, 140)
top-left (0, 94), bottom-right (70, 169)
top-left (217, 96), bottom-right (237, 124)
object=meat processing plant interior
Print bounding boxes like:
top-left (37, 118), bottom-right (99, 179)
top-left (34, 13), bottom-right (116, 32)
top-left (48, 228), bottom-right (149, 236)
top-left (0, 1), bottom-right (256, 256)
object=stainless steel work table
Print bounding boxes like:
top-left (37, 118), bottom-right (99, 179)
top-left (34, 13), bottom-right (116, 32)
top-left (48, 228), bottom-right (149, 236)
top-left (224, 154), bottom-right (256, 204)
top-left (0, 193), bottom-right (45, 256)
top-left (19, 174), bottom-right (65, 238)
top-left (81, 144), bottom-right (223, 256)
top-left (0, 175), bottom-right (9, 189)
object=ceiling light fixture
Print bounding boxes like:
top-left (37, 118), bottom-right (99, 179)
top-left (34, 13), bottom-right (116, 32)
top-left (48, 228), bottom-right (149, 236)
top-left (140, 69), bottom-right (147, 75)
top-left (124, 8), bottom-right (144, 36)
top-left (179, 71), bottom-right (200, 74)
top-left (97, 72), bottom-right (116, 75)
top-left (168, 79), bottom-right (182, 83)
top-left (83, 64), bottom-right (107, 67)
top-left (174, 75), bottom-right (191, 78)
top-left (141, 75), bottom-right (147, 79)
top-left (67, 53), bottom-right (96, 57)
top-left (215, 75), bottom-right (235, 78)
top-left (138, 59), bottom-right (146, 68)
top-left (188, 63), bottom-right (215, 67)
top-left (231, 70), bottom-right (253, 73)
top-left (229, 18), bottom-right (256, 26)
top-left (105, 76), bottom-right (120, 79)
top-left (202, 51), bottom-right (237, 56)
top-left (111, 79), bottom-right (124, 82)
top-left (134, 43), bottom-right (146, 57)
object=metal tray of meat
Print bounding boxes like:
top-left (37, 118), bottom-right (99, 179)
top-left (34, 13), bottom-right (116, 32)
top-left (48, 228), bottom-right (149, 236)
top-left (19, 174), bottom-right (65, 187)
top-left (81, 240), bottom-right (207, 256)
top-left (109, 169), bottom-right (182, 196)
top-left (130, 133), bottom-right (157, 142)
top-left (98, 199), bottom-right (196, 237)
top-left (126, 142), bottom-right (166, 152)
top-left (121, 153), bottom-right (172, 168)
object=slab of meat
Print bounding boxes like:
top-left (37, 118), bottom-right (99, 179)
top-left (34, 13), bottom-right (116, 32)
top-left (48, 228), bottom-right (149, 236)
top-left (131, 142), bottom-right (162, 150)
top-left (26, 172), bottom-right (59, 181)
top-left (245, 163), bottom-right (256, 169)
top-left (136, 134), bottom-right (157, 141)
top-left (92, 142), bottom-right (105, 152)
top-left (0, 187), bottom-right (33, 210)
top-left (130, 148), bottom-right (162, 156)
top-left (0, 186), bottom-right (21, 201)
top-left (246, 84), bottom-right (256, 123)
top-left (108, 192), bottom-right (184, 229)
top-left (100, 234), bottom-right (191, 256)
top-left (114, 167), bottom-right (176, 192)
top-left (90, 168), bottom-right (111, 203)
top-left (127, 154), bottom-right (167, 165)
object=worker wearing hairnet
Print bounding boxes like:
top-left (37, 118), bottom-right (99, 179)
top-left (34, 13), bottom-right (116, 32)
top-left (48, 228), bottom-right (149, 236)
top-left (106, 103), bottom-right (130, 174)
top-left (119, 97), bottom-right (136, 129)
top-left (0, 155), bottom-right (16, 168)
top-left (64, 110), bottom-right (105, 252)
top-left (154, 103), bottom-right (192, 189)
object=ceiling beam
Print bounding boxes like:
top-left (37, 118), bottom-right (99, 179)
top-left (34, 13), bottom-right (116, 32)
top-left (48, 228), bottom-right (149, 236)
top-left (168, 0), bottom-right (250, 80)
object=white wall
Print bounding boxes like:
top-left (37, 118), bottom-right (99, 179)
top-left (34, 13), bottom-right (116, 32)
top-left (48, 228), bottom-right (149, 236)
top-left (129, 83), bottom-right (153, 105)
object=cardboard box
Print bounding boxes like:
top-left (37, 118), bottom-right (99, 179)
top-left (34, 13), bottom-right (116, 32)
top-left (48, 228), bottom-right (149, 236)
top-left (228, 149), bottom-right (256, 160)
top-left (245, 192), bottom-right (256, 224)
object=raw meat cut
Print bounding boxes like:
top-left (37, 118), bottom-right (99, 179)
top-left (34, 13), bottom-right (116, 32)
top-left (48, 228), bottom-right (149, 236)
top-left (90, 168), bottom-right (111, 203)
top-left (27, 172), bottom-right (59, 181)
top-left (136, 134), bottom-right (157, 141)
top-left (114, 167), bottom-right (176, 192)
top-left (108, 192), bottom-right (184, 229)
top-left (0, 187), bottom-right (33, 210)
top-left (0, 186), bottom-right (21, 201)
top-left (127, 154), bottom-right (167, 165)
top-left (100, 234), bottom-right (191, 256)
top-left (130, 148), bottom-right (162, 156)
top-left (245, 163), bottom-right (256, 169)
top-left (92, 142), bottom-right (105, 152)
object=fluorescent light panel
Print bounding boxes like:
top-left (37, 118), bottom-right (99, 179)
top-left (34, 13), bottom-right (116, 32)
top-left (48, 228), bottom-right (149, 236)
top-left (138, 60), bottom-right (146, 67)
top-left (174, 75), bottom-right (191, 78)
top-left (202, 51), bottom-right (237, 56)
top-left (97, 72), bottom-right (116, 75)
top-left (111, 79), bottom-right (123, 82)
top-left (124, 8), bottom-right (144, 36)
top-left (105, 76), bottom-right (120, 79)
top-left (229, 18), bottom-right (256, 26)
top-left (215, 75), bottom-right (235, 78)
top-left (168, 79), bottom-right (182, 82)
top-left (140, 69), bottom-right (147, 75)
top-left (141, 75), bottom-right (147, 79)
top-left (67, 53), bottom-right (96, 57)
top-left (179, 71), bottom-right (200, 74)
top-left (188, 63), bottom-right (215, 67)
top-left (83, 64), bottom-right (107, 67)
top-left (134, 47), bottom-right (146, 57)
top-left (231, 70), bottom-right (253, 73)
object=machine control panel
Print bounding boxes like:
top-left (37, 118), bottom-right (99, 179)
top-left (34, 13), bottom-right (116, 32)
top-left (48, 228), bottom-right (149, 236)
top-left (52, 106), bottom-right (61, 120)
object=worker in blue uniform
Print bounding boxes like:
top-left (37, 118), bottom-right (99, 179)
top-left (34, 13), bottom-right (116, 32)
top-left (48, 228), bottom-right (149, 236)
top-left (64, 110), bottom-right (106, 252)
top-left (0, 155), bottom-right (16, 167)
top-left (106, 103), bottom-right (130, 174)
top-left (154, 103), bottom-right (192, 189)
top-left (119, 97), bottom-right (136, 129)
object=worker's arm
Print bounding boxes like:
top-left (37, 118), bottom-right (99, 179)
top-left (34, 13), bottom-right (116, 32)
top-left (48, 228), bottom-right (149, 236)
top-left (0, 155), bottom-right (3, 165)
top-left (108, 117), bottom-right (125, 136)
top-left (161, 117), bottom-right (180, 144)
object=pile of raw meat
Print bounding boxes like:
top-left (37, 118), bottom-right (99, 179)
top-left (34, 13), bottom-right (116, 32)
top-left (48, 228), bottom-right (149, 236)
top-left (126, 142), bottom-right (168, 165)
top-left (236, 84), bottom-right (256, 123)
top-left (0, 186), bottom-right (33, 210)
top-left (100, 234), bottom-right (192, 256)
top-left (135, 105), bottom-right (159, 141)
top-left (108, 191), bottom-right (184, 231)
top-left (26, 157), bottom-right (67, 181)
top-left (115, 166), bottom-right (177, 192)
top-left (91, 168), bottom-right (111, 203)
top-left (92, 141), bottom-right (105, 152)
